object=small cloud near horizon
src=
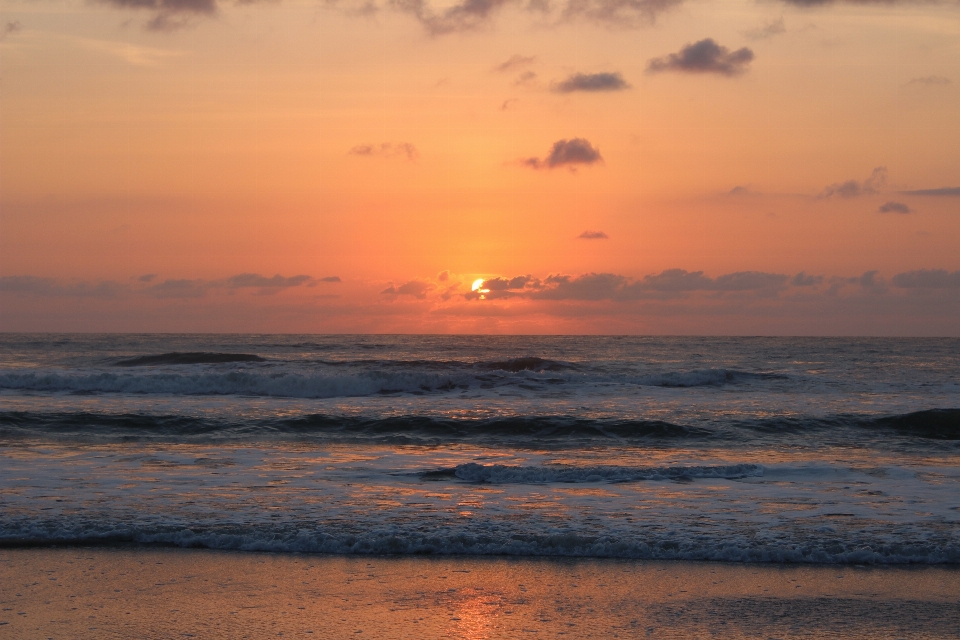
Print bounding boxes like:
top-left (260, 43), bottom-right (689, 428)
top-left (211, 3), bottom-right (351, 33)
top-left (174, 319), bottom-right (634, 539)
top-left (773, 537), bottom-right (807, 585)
top-left (820, 166), bottom-right (887, 198)
top-left (647, 39), bottom-right (754, 76)
top-left (578, 230), bottom-right (609, 239)
top-left (901, 187), bottom-right (960, 196)
top-left (320, 276), bottom-right (342, 282)
top-left (908, 75), bottom-right (950, 86)
top-left (878, 201), bottom-right (911, 214)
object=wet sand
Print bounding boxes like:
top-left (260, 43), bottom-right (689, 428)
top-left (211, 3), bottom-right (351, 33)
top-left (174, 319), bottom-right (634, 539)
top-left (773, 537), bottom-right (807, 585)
top-left (1, 548), bottom-right (958, 639)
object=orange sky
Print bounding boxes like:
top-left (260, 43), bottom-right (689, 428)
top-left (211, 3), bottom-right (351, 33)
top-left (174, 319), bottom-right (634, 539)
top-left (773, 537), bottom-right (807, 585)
top-left (1, 0), bottom-right (959, 333)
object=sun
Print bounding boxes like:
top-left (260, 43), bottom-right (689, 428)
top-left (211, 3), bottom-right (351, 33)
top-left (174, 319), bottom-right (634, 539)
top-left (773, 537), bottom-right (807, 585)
top-left (471, 279), bottom-right (484, 292)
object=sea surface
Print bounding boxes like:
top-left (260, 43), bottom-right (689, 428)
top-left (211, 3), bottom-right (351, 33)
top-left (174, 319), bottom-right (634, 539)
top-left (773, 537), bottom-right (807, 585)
top-left (1, 334), bottom-right (958, 563)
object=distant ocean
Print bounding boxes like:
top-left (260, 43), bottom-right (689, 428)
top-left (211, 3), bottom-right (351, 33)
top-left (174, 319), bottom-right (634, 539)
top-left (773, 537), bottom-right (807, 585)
top-left (1, 334), bottom-right (958, 563)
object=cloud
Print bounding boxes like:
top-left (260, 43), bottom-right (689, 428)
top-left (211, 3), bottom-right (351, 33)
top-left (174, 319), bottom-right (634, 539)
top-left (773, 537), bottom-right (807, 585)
top-left (647, 39), bottom-right (754, 76)
top-left (559, 0), bottom-right (685, 28)
top-left (744, 17), bottom-right (786, 40)
top-left (138, 273), bottom-right (157, 282)
top-left (779, 0), bottom-right (952, 6)
top-left (878, 201), bottom-right (912, 214)
top-left (349, 142), bottom-right (419, 161)
top-left (148, 278), bottom-right (210, 298)
top-left (0, 276), bottom-right (127, 298)
top-left (381, 279), bottom-right (434, 299)
top-left (320, 276), bottom-right (342, 282)
top-left (792, 272), bottom-right (823, 286)
top-left (901, 187), bottom-right (960, 196)
top-left (494, 54), bottom-right (535, 73)
top-left (820, 166), bottom-right (887, 198)
top-left (553, 72), bottom-right (630, 93)
top-left (1, 21), bottom-right (22, 40)
top-left (391, 0), bottom-right (514, 35)
top-left (437, 270), bottom-right (450, 281)
top-left (857, 270), bottom-right (887, 294)
top-left (578, 230), bottom-right (609, 239)
top-left (99, 0), bottom-right (218, 31)
top-left (226, 273), bottom-right (314, 290)
top-left (908, 75), bottom-right (950, 86)
top-left (521, 138), bottom-right (603, 170)
top-left (892, 269), bottom-right (960, 289)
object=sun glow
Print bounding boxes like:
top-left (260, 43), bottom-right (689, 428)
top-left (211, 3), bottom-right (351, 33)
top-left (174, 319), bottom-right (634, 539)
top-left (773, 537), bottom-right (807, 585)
top-left (471, 279), bottom-right (484, 291)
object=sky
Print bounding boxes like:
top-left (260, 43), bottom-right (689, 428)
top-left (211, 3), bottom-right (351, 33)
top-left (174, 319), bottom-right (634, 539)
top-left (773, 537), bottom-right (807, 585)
top-left (0, 0), bottom-right (958, 334)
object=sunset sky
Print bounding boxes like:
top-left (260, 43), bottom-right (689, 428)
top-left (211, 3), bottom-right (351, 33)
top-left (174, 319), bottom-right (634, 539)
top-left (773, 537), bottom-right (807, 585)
top-left (1, 0), bottom-right (958, 333)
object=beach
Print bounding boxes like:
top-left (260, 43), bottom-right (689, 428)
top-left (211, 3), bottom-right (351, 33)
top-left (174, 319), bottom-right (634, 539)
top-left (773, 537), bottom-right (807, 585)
top-left (1, 335), bottom-right (958, 637)
top-left (4, 548), bottom-right (960, 638)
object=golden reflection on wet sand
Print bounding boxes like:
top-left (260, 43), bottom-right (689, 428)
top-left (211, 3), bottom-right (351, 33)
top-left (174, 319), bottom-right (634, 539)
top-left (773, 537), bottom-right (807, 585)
top-left (2, 548), bottom-right (958, 639)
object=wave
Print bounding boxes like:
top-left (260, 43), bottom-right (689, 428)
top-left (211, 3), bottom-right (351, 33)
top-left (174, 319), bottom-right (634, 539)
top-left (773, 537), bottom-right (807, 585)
top-left (2, 523), bottom-right (957, 564)
top-left (0, 364), bottom-right (784, 399)
top-left (0, 370), bottom-right (464, 398)
top-left (0, 411), bottom-right (712, 443)
top-left (114, 352), bottom-right (267, 366)
top-left (439, 462), bottom-right (764, 483)
top-left (1, 409), bottom-right (956, 444)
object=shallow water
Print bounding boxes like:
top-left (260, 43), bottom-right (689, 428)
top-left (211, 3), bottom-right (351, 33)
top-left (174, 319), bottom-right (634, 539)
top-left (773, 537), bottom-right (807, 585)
top-left (1, 335), bottom-right (958, 562)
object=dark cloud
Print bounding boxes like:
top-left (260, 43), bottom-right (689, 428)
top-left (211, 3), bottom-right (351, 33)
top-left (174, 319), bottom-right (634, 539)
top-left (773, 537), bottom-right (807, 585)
top-left (578, 230), bottom-right (609, 239)
top-left (464, 268), bottom-right (792, 301)
top-left (820, 166), bottom-right (887, 198)
top-left (437, 270), bottom-right (450, 282)
top-left (908, 75), bottom-right (950, 86)
top-left (878, 201), bottom-right (912, 214)
top-left (149, 278), bottom-right (210, 298)
top-left (381, 280), bottom-right (434, 299)
top-left (522, 138), bottom-right (603, 170)
top-left (892, 269), bottom-right (960, 289)
top-left (857, 270), bottom-right (887, 294)
top-left (744, 17), bottom-right (786, 40)
top-left (713, 271), bottom-right (790, 291)
top-left (99, 0), bottom-right (218, 31)
top-left (0, 276), bottom-right (127, 298)
top-left (1, 21), bottom-right (22, 40)
top-left (553, 72), bottom-right (630, 93)
top-left (647, 39), bottom-right (754, 76)
top-left (391, 0), bottom-right (513, 35)
top-left (494, 54), bottom-right (536, 72)
top-left (320, 276), bottom-right (343, 282)
top-left (901, 187), bottom-right (960, 196)
top-left (792, 272), bottom-right (823, 286)
top-left (349, 142), bottom-right (418, 161)
top-left (138, 273), bottom-right (157, 282)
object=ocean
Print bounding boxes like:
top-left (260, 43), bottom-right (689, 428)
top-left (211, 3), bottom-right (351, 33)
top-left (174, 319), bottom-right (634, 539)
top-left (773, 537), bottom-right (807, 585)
top-left (1, 334), bottom-right (958, 564)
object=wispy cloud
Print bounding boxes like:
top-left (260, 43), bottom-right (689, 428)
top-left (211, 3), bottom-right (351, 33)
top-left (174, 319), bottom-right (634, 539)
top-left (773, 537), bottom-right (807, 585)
top-left (908, 75), bottom-right (950, 86)
top-left (744, 17), bottom-right (786, 41)
top-left (819, 166), bottom-right (886, 198)
top-left (494, 54), bottom-right (536, 73)
top-left (578, 230), bottom-right (609, 239)
top-left (0, 21), bottom-right (22, 41)
top-left (381, 279), bottom-right (435, 299)
top-left (349, 142), bottom-right (419, 161)
top-left (647, 39), bottom-right (754, 76)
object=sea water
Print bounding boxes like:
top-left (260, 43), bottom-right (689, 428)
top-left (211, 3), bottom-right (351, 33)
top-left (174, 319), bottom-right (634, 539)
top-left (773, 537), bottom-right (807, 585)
top-left (1, 334), bottom-right (958, 563)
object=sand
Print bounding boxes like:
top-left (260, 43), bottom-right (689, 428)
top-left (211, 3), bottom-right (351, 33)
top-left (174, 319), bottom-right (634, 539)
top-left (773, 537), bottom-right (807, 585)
top-left (1, 548), bottom-right (958, 639)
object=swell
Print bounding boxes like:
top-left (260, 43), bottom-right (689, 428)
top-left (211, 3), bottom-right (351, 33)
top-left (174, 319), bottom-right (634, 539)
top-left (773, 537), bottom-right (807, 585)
top-left (0, 409), bottom-right (956, 443)
top-left (114, 352), bottom-right (267, 366)
top-left (0, 365), bottom-right (784, 398)
top-left (433, 462), bottom-right (764, 483)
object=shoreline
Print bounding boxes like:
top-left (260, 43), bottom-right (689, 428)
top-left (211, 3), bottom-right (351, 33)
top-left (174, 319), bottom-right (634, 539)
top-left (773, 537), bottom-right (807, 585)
top-left (3, 547), bottom-right (959, 638)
